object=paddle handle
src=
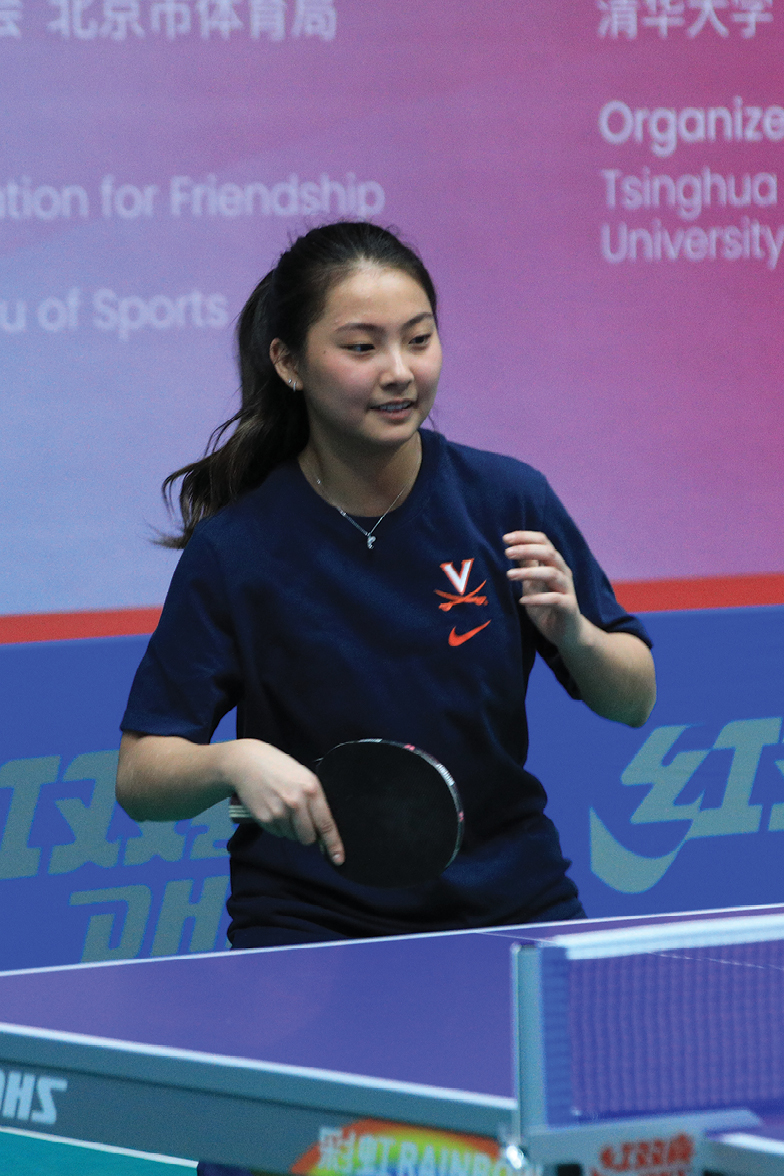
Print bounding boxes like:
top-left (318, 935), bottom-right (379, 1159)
top-left (229, 799), bottom-right (253, 823)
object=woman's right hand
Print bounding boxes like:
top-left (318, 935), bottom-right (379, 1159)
top-left (116, 732), bottom-right (344, 864)
top-left (219, 739), bottom-right (345, 864)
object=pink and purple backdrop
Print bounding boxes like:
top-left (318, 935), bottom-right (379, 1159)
top-left (2, 0), bottom-right (783, 613)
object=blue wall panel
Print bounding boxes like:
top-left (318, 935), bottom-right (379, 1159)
top-left (0, 636), bottom-right (234, 970)
top-left (529, 605), bottom-right (784, 918)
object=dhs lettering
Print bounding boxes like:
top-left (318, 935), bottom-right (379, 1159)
top-left (0, 1071), bottom-right (68, 1125)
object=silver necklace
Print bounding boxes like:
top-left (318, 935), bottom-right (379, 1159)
top-left (313, 471), bottom-right (413, 550)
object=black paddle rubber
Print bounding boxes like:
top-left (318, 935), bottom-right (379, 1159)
top-left (318, 739), bottom-right (463, 889)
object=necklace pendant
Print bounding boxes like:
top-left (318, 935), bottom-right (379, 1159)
top-left (366, 535), bottom-right (376, 550)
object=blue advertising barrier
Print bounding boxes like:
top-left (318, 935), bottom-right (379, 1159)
top-left (0, 604), bottom-right (781, 969)
top-left (529, 604), bottom-right (784, 918)
top-left (0, 636), bottom-right (234, 970)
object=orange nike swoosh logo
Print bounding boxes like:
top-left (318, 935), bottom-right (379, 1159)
top-left (448, 621), bottom-right (491, 646)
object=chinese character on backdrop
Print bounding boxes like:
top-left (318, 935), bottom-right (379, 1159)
top-left (687, 0), bottom-right (730, 35)
top-left (642, 0), bottom-right (685, 34)
top-left (0, 0), bottom-right (22, 35)
top-left (248, 0), bottom-right (284, 38)
top-left (291, 0), bottom-right (335, 39)
top-left (196, 0), bottom-right (242, 37)
top-left (100, 0), bottom-right (144, 37)
top-left (597, 0), bottom-right (639, 37)
top-left (731, 0), bottom-right (772, 35)
top-left (150, 0), bottom-right (191, 36)
top-left (47, 0), bottom-right (98, 37)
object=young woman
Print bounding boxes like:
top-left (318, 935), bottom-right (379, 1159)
top-left (117, 221), bottom-right (655, 948)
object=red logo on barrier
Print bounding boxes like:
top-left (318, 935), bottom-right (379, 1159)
top-left (593, 1133), bottom-right (695, 1174)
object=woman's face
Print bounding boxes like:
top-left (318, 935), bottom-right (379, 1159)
top-left (290, 264), bottom-right (442, 451)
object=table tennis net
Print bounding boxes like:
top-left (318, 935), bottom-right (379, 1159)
top-left (526, 914), bottom-right (784, 1125)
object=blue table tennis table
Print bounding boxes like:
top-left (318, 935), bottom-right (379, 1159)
top-left (0, 904), bottom-right (783, 1176)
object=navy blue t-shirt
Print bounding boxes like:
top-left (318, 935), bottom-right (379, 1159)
top-left (122, 430), bottom-right (650, 940)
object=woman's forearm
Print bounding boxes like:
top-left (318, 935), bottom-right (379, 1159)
top-left (116, 732), bottom-right (235, 821)
top-left (557, 621), bottom-right (656, 727)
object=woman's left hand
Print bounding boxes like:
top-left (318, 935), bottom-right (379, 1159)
top-left (503, 530), bottom-right (582, 648)
top-left (502, 529), bottom-right (656, 727)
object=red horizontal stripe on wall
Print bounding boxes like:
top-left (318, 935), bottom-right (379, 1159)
top-left (1, 575), bottom-right (783, 645)
top-left (0, 607), bottom-right (163, 645)
top-left (613, 574), bottom-right (784, 613)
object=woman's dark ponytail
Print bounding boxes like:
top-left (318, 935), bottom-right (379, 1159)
top-left (160, 273), bottom-right (308, 547)
top-left (160, 222), bottom-right (437, 547)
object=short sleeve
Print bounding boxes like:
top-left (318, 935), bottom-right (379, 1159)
top-left (121, 527), bottom-right (243, 743)
top-left (530, 477), bottom-right (652, 699)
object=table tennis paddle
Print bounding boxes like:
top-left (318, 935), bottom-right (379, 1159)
top-left (229, 739), bottom-right (463, 888)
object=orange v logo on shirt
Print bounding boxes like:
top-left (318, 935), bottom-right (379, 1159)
top-left (448, 621), bottom-right (491, 646)
top-left (436, 560), bottom-right (488, 612)
top-left (438, 559), bottom-right (492, 644)
top-left (441, 560), bottom-right (474, 595)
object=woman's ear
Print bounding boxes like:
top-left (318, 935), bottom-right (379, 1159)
top-left (269, 338), bottom-right (300, 390)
